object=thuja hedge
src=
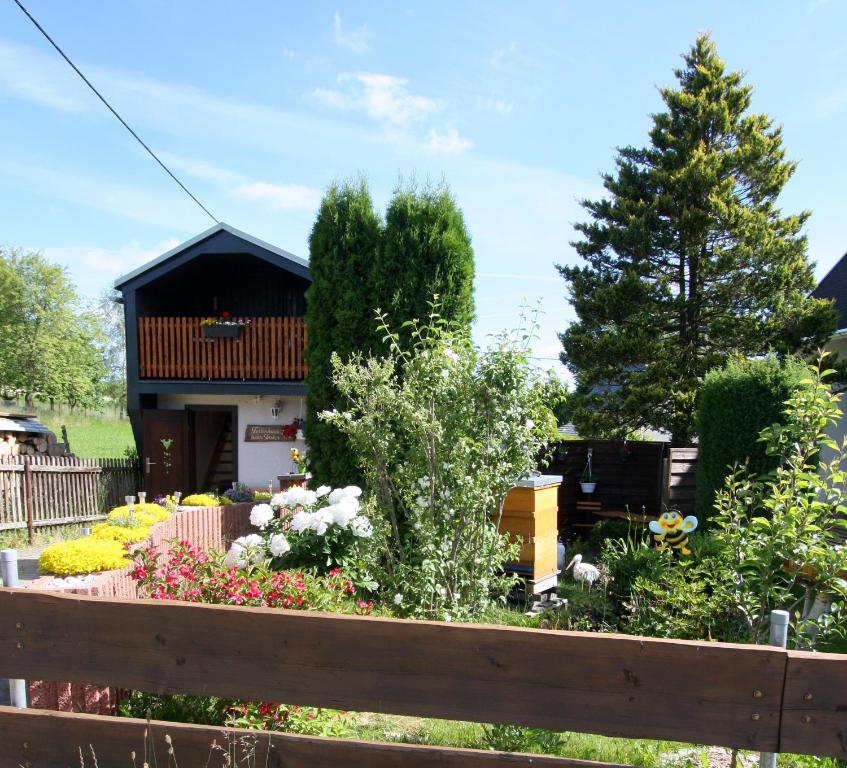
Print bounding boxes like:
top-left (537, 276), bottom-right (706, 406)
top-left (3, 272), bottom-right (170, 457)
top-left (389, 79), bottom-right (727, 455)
top-left (695, 355), bottom-right (809, 522)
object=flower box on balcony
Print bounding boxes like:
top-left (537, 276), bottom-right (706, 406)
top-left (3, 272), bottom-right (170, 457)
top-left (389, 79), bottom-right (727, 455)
top-left (202, 323), bottom-right (244, 339)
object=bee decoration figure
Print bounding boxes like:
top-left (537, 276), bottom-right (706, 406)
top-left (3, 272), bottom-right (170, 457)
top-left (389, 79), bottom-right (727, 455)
top-left (649, 510), bottom-right (698, 556)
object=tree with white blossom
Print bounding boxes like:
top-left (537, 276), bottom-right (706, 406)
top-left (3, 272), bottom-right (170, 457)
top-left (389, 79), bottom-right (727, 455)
top-left (322, 303), bottom-right (560, 620)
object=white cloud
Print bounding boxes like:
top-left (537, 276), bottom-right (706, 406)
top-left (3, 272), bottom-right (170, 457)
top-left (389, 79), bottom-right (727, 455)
top-left (332, 12), bottom-right (371, 54)
top-left (156, 152), bottom-right (320, 212)
top-left (156, 152), bottom-right (243, 186)
top-left (311, 72), bottom-right (437, 125)
top-left (482, 97), bottom-right (514, 115)
top-left (425, 126), bottom-right (473, 155)
top-left (0, 39), bottom-right (88, 112)
top-left (488, 41), bottom-right (535, 71)
top-left (42, 238), bottom-right (180, 277)
top-left (489, 41), bottom-right (518, 69)
top-left (232, 182), bottom-right (320, 212)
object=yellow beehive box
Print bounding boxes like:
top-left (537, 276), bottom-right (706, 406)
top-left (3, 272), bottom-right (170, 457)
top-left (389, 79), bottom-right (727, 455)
top-left (496, 475), bottom-right (562, 592)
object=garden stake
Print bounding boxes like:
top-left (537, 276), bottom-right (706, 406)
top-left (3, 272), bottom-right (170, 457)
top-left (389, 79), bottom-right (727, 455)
top-left (759, 609), bottom-right (789, 768)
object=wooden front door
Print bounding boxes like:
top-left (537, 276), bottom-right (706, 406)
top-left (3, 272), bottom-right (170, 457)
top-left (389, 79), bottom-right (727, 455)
top-left (142, 409), bottom-right (188, 496)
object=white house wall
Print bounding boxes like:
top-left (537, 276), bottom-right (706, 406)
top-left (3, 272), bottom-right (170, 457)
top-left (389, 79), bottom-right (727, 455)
top-left (823, 335), bottom-right (847, 459)
top-left (156, 393), bottom-right (307, 489)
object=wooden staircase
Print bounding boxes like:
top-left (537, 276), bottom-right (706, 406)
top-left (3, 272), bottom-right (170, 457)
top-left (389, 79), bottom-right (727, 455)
top-left (202, 420), bottom-right (234, 493)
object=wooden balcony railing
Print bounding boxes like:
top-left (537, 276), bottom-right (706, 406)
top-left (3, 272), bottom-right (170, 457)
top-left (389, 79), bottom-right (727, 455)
top-left (137, 316), bottom-right (307, 380)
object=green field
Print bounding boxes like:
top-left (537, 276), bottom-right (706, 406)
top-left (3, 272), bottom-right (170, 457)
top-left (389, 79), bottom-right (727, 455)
top-left (37, 407), bottom-right (135, 459)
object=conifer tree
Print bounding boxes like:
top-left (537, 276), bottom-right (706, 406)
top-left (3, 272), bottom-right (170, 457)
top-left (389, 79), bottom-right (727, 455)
top-left (374, 182), bottom-right (474, 347)
top-left (558, 35), bottom-right (836, 443)
top-left (305, 180), bottom-right (382, 486)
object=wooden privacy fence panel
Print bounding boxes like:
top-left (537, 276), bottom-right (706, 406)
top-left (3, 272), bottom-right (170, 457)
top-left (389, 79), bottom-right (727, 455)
top-left (138, 316), bottom-right (307, 380)
top-left (0, 708), bottom-right (613, 768)
top-left (0, 455), bottom-right (140, 532)
top-left (0, 589), bottom-right (791, 753)
top-left (545, 441), bottom-right (666, 528)
top-left (665, 447), bottom-right (698, 515)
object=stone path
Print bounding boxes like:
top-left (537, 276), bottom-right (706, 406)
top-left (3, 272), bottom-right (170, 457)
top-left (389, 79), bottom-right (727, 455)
top-left (1, 544), bottom-right (46, 706)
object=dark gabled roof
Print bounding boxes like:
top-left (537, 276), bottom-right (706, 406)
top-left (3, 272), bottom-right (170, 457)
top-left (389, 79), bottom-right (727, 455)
top-left (113, 222), bottom-right (310, 291)
top-left (812, 251), bottom-right (847, 331)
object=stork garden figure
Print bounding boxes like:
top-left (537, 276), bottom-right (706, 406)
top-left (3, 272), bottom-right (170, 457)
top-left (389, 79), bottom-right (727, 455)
top-left (565, 553), bottom-right (600, 591)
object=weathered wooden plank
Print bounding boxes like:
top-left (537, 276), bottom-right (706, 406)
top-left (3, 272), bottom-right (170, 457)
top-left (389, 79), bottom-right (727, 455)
top-left (0, 589), bottom-right (784, 751)
top-left (0, 707), bottom-right (610, 768)
top-left (780, 651), bottom-right (847, 759)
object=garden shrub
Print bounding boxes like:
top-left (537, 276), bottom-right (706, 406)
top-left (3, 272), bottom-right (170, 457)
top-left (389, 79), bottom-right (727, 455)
top-left (39, 538), bottom-right (131, 575)
top-left (131, 539), bottom-right (371, 614)
top-left (714, 357), bottom-right (847, 645)
top-left (238, 486), bottom-right (379, 585)
top-left (696, 354), bottom-right (808, 521)
top-left (222, 482), bottom-right (255, 503)
top-left (90, 521), bottom-right (151, 544)
top-left (180, 493), bottom-right (221, 507)
top-left (605, 534), bottom-right (748, 642)
top-left (107, 502), bottom-right (171, 523)
top-left (323, 304), bottom-right (558, 620)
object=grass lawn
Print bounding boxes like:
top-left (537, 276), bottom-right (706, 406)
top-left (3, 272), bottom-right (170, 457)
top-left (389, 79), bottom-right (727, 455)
top-left (38, 407), bottom-right (134, 459)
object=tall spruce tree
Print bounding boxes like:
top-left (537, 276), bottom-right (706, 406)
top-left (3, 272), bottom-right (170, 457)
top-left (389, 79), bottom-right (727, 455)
top-left (374, 182), bottom-right (475, 346)
top-left (305, 180), bottom-right (382, 487)
top-left (558, 35), bottom-right (836, 443)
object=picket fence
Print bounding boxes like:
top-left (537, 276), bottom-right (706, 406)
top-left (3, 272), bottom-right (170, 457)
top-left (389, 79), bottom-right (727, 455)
top-left (0, 455), bottom-right (141, 538)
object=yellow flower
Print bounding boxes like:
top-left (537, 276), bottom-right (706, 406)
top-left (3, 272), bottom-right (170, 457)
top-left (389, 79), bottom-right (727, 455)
top-left (181, 493), bottom-right (221, 507)
top-left (91, 522), bottom-right (151, 544)
top-left (39, 538), bottom-right (131, 576)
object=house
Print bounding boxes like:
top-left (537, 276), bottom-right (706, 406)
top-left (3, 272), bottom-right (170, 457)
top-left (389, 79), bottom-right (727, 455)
top-left (114, 223), bottom-right (310, 496)
top-left (812, 250), bottom-right (847, 446)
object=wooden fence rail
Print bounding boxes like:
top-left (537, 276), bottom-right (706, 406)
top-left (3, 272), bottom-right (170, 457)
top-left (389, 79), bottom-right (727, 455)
top-left (137, 316), bottom-right (307, 380)
top-left (0, 589), bottom-right (845, 766)
top-left (0, 456), bottom-right (141, 537)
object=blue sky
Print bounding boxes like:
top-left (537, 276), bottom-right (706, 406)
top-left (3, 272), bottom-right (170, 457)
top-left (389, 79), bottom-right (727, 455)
top-left (1, 1), bottom-right (845, 378)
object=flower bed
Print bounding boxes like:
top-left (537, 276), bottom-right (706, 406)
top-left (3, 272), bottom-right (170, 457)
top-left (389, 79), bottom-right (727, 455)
top-left (25, 501), bottom-right (256, 713)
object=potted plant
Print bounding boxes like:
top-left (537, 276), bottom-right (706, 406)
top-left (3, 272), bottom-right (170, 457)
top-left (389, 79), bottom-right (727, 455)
top-left (579, 451), bottom-right (597, 493)
top-left (201, 311), bottom-right (250, 339)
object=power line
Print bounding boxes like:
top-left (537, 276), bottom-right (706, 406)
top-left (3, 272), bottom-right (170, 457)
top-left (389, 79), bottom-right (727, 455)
top-left (12, 0), bottom-right (219, 225)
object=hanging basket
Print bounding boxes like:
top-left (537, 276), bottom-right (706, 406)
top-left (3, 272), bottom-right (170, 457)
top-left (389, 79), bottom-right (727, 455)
top-left (580, 481), bottom-right (597, 494)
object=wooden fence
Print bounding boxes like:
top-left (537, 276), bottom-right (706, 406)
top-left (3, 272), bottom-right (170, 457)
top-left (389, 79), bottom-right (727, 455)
top-left (544, 442), bottom-right (700, 529)
top-left (137, 316), bottom-right (307, 380)
top-left (0, 456), bottom-right (141, 537)
top-left (0, 588), bottom-right (845, 766)
top-left (663, 446), bottom-right (698, 515)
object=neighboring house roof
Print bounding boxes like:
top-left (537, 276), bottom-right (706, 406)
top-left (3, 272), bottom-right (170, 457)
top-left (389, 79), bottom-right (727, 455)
top-left (812, 250), bottom-right (847, 332)
top-left (113, 222), bottom-right (310, 290)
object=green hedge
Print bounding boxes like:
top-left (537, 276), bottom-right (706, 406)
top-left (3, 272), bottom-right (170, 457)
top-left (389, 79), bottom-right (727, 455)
top-left (695, 355), bottom-right (808, 521)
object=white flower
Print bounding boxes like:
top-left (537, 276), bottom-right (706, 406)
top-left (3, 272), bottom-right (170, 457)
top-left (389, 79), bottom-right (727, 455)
top-left (328, 488), bottom-right (344, 505)
top-left (315, 485), bottom-right (331, 498)
top-left (329, 497), bottom-right (359, 527)
top-left (270, 493), bottom-right (288, 510)
top-left (350, 515), bottom-right (373, 538)
top-left (249, 503), bottom-right (274, 530)
top-left (310, 509), bottom-right (334, 536)
top-left (342, 485), bottom-right (362, 498)
top-left (225, 534), bottom-right (265, 567)
top-left (444, 348), bottom-right (459, 362)
top-left (415, 495), bottom-right (430, 509)
top-left (285, 487), bottom-right (318, 507)
top-left (290, 510), bottom-right (313, 533)
top-left (444, 613), bottom-right (453, 622)
top-left (393, 593), bottom-right (404, 605)
top-left (269, 533), bottom-right (291, 557)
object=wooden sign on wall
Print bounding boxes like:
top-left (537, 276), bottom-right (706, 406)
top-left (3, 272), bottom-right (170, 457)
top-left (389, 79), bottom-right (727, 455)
top-left (244, 424), bottom-right (287, 442)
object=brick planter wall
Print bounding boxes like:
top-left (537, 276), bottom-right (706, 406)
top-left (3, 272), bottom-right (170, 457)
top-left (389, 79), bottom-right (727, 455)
top-left (24, 502), bottom-right (256, 713)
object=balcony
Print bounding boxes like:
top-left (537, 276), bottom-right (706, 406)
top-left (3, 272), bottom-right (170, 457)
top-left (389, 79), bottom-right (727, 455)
top-left (137, 316), bottom-right (307, 381)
